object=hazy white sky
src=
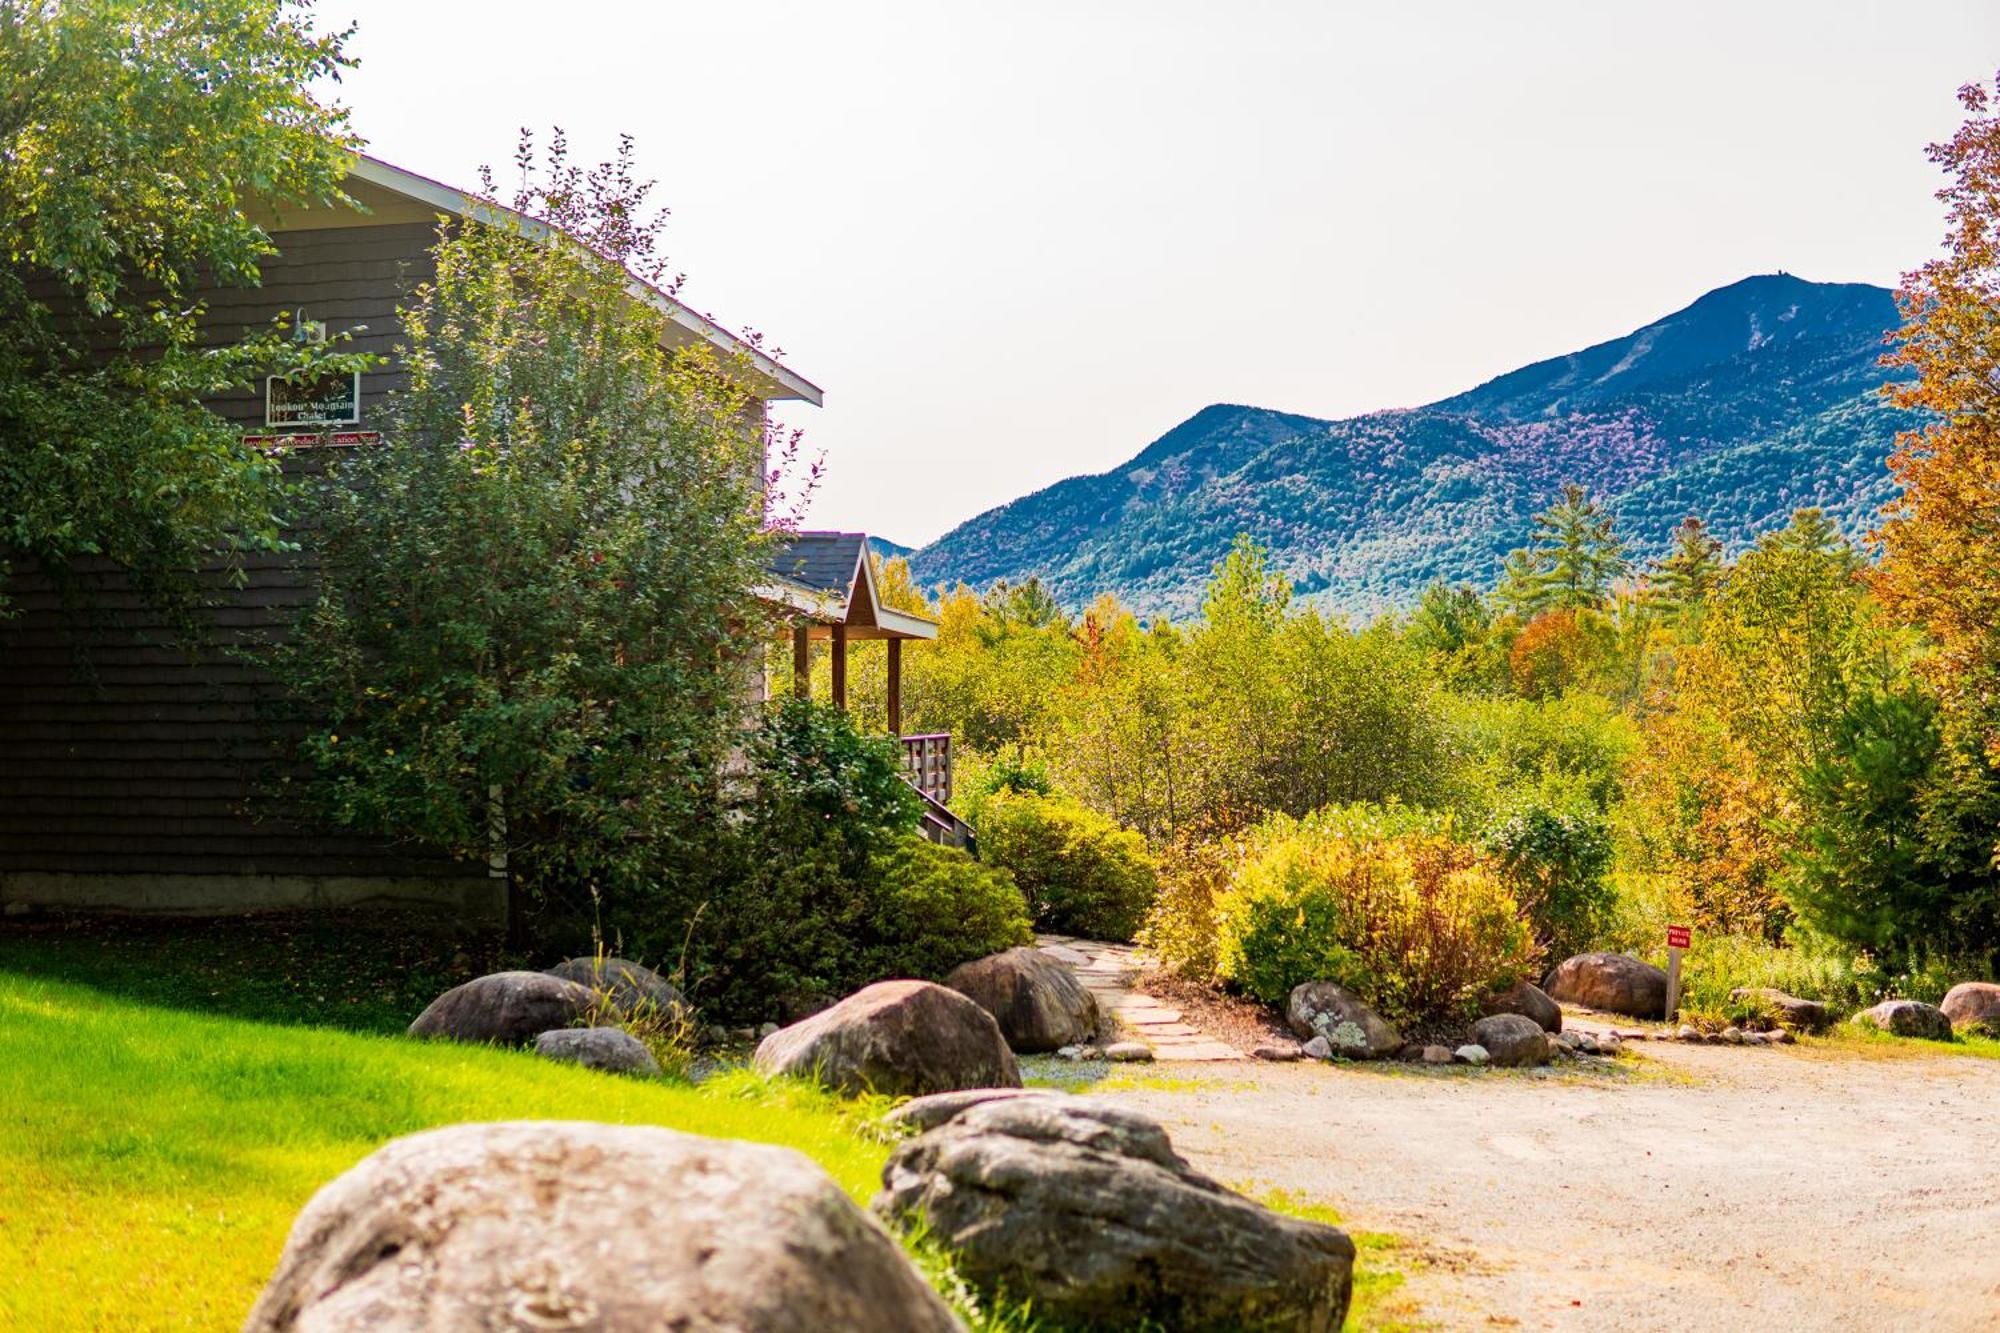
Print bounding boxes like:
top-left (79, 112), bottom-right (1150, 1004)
top-left (324, 1), bottom-right (2000, 545)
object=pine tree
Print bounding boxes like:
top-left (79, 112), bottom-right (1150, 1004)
top-left (1496, 485), bottom-right (1630, 616)
top-left (1650, 516), bottom-right (1724, 622)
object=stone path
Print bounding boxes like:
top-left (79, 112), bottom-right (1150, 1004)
top-left (1036, 934), bottom-right (1243, 1061)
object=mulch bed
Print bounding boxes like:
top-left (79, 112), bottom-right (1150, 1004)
top-left (1136, 969), bottom-right (1295, 1052)
top-left (1134, 969), bottom-right (1488, 1054)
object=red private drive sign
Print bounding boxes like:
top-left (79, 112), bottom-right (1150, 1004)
top-left (1664, 924), bottom-right (1691, 1020)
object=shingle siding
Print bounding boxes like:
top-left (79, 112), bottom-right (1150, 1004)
top-left (0, 221), bottom-right (497, 916)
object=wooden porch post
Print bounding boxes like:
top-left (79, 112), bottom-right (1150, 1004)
top-left (830, 623), bottom-right (847, 709)
top-left (792, 625), bottom-right (810, 699)
top-left (887, 637), bottom-right (903, 737)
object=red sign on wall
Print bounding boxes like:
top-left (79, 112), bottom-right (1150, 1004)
top-left (242, 431), bottom-right (381, 451)
top-left (1666, 924), bottom-right (1692, 950)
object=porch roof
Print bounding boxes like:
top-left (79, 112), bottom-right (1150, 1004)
top-left (763, 531), bottom-right (937, 641)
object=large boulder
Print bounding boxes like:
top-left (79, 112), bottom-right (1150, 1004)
top-left (1854, 999), bottom-right (1954, 1041)
top-left (533, 1026), bottom-right (661, 1077)
top-left (243, 1121), bottom-right (960, 1333)
top-left (1543, 953), bottom-right (1668, 1019)
top-left (407, 971), bottom-right (595, 1047)
top-left (1730, 987), bottom-right (1832, 1033)
top-left (1471, 1013), bottom-right (1551, 1068)
top-left (943, 946), bottom-right (1100, 1052)
top-left (1285, 982), bottom-right (1403, 1059)
top-left (1481, 979), bottom-right (1563, 1033)
top-left (547, 956), bottom-right (684, 1021)
top-left (874, 1096), bottom-right (1354, 1331)
top-left (1940, 982), bottom-right (2000, 1036)
top-left (755, 980), bottom-right (1020, 1097)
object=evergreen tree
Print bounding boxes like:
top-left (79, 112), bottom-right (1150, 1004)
top-left (1497, 485), bottom-right (1630, 616)
top-left (1770, 507), bottom-right (1860, 572)
top-left (1650, 516), bottom-right (1724, 622)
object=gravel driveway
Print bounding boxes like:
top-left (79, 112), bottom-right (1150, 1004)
top-left (1097, 1040), bottom-right (2000, 1330)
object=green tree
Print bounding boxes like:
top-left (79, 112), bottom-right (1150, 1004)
top-left (0, 0), bottom-right (361, 617)
top-left (1406, 580), bottom-right (1505, 691)
top-left (1771, 507), bottom-right (1859, 570)
top-left (1498, 485), bottom-right (1630, 616)
top-left (1649, 516), bottom-right (1723, 623)
top-left (269, 134), bottom-right (774, 931)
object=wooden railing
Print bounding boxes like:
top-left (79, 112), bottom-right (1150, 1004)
top-left (899, 733), bottom-right (953, 807)
top-left (898, 733), bottom-right (974, 851)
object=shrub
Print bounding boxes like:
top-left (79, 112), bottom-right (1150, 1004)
top-left (1483, 797), bottom-right (1614, 958)
top-left (630, 701), bottom-right (1029, 1021)
top-left (976, 792), bottom-right (1158, 940)
top-left (855, 837), bottom-right (1035, 983)
top-left (1213, 809), bottom-right (1537, 1026)
top-left (1141, 815), bottom-right (1250, 981)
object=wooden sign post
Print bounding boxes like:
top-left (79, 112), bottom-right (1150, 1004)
top-left (1665, 924), bottom-right (1691, 1021)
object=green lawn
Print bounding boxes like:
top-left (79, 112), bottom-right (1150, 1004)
top-left (0, 916), bottom-right (1410, 1330)
top-left (0, 969), bottom-right (901, 1329)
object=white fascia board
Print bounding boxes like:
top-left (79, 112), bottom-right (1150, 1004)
top-left (348, 155), bottom-right (824, 406)
top-left (876, 605), bottom-right (940, 641)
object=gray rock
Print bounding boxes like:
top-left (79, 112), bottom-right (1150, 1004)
top-left (1598, 1034), bottom-right (1623, 1055)
top-left (1471, 1013), bottom-right (1551, 1068)
top-left (755, 980), bottom-right (1020, 1098)
top-left (1420, 1045), bottom-right (1454, 1065)
top-left (546, 956), bottom-right (683, 1022)
top-left (1056, 1043), bottom-right (1102, 1062)
top-left (883, 1087), bottom-right (1059, 1133)
top-left (1482, 979), bottom-right (1563, 1033)
top-left (1543, 953), bottom-right (1669, 1019)
top-left (1253, 1043), bottom-right (1305, 1062)
top-left (873, 1097), bottom-right (1354, 1331)
top-left (943, 946), bottom-right (1101, 1052)
top-left (532, 1026), bottom-right (661, 1077)
top-left (1730, 987), bottom-right (1832, 1033)
top-left (1853, 999), bottom-right (1954, 1041)
top-left (1286, 982), bottom-right (1403, 1059)
top-left (1105, 1041), bottom-right (1154, 1063)
top-left (1941, 982), bottom-right (2000, 1036)
top-left (407, 971), bottom-right (596, 1047)
top-left (1677, 1025), bottom-right (1700, 1042)
top-left (758, 1021), bottom-right (780, 1039)
top-left (1769, 1027), bottom-right (1796, 1045)
top-left (243, 1121), bottom-right (959, 1333)
top-left (1722, 1026), bottom-right (1746, 1045)
top-left (1574, 1033), bottom-right (1600, 1054)
top-left (1453, 1044), bottom-right (1490, 1066)
top-left (1301, 1035), bottom-right (1334, 1061)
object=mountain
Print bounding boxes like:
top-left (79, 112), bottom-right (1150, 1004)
top-left (908, 274), bottom-right (1916, 618)
top-left (867, 535), bottom-right (916, 563)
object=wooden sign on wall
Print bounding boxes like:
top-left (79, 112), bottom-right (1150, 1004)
top-left (266, 371), bottom-right (361, 427)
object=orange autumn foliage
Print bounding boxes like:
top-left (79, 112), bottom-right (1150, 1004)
top-left (1878, 75), bottom-right (2000, 767)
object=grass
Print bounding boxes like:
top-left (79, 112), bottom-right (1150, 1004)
top-left (0, 969), bottom-right (901, 1330)
top-left (0, 912), bottom-right (518, 1033)
top-left (1811, 1022), bottom-right (2000, 1062)
top-left (1257, 1189), bottom-right (1435, 1331)
top-left (0, 917), bottom-right (1396, 1331)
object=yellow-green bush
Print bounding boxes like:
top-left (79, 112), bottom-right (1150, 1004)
top-left (976, 792), bottom-right (1158, 941)
top-left (1140, 816), bottom-right (1250, 980)
top-left (1213, 809), bottom-right (1538, 1025)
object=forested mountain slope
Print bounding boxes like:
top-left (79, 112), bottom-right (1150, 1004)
top-left (909, 274), bottom-right (1914, 617)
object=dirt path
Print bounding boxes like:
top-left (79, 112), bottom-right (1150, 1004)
top-left (1095, 1039), bottom-right (2000, 1330)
